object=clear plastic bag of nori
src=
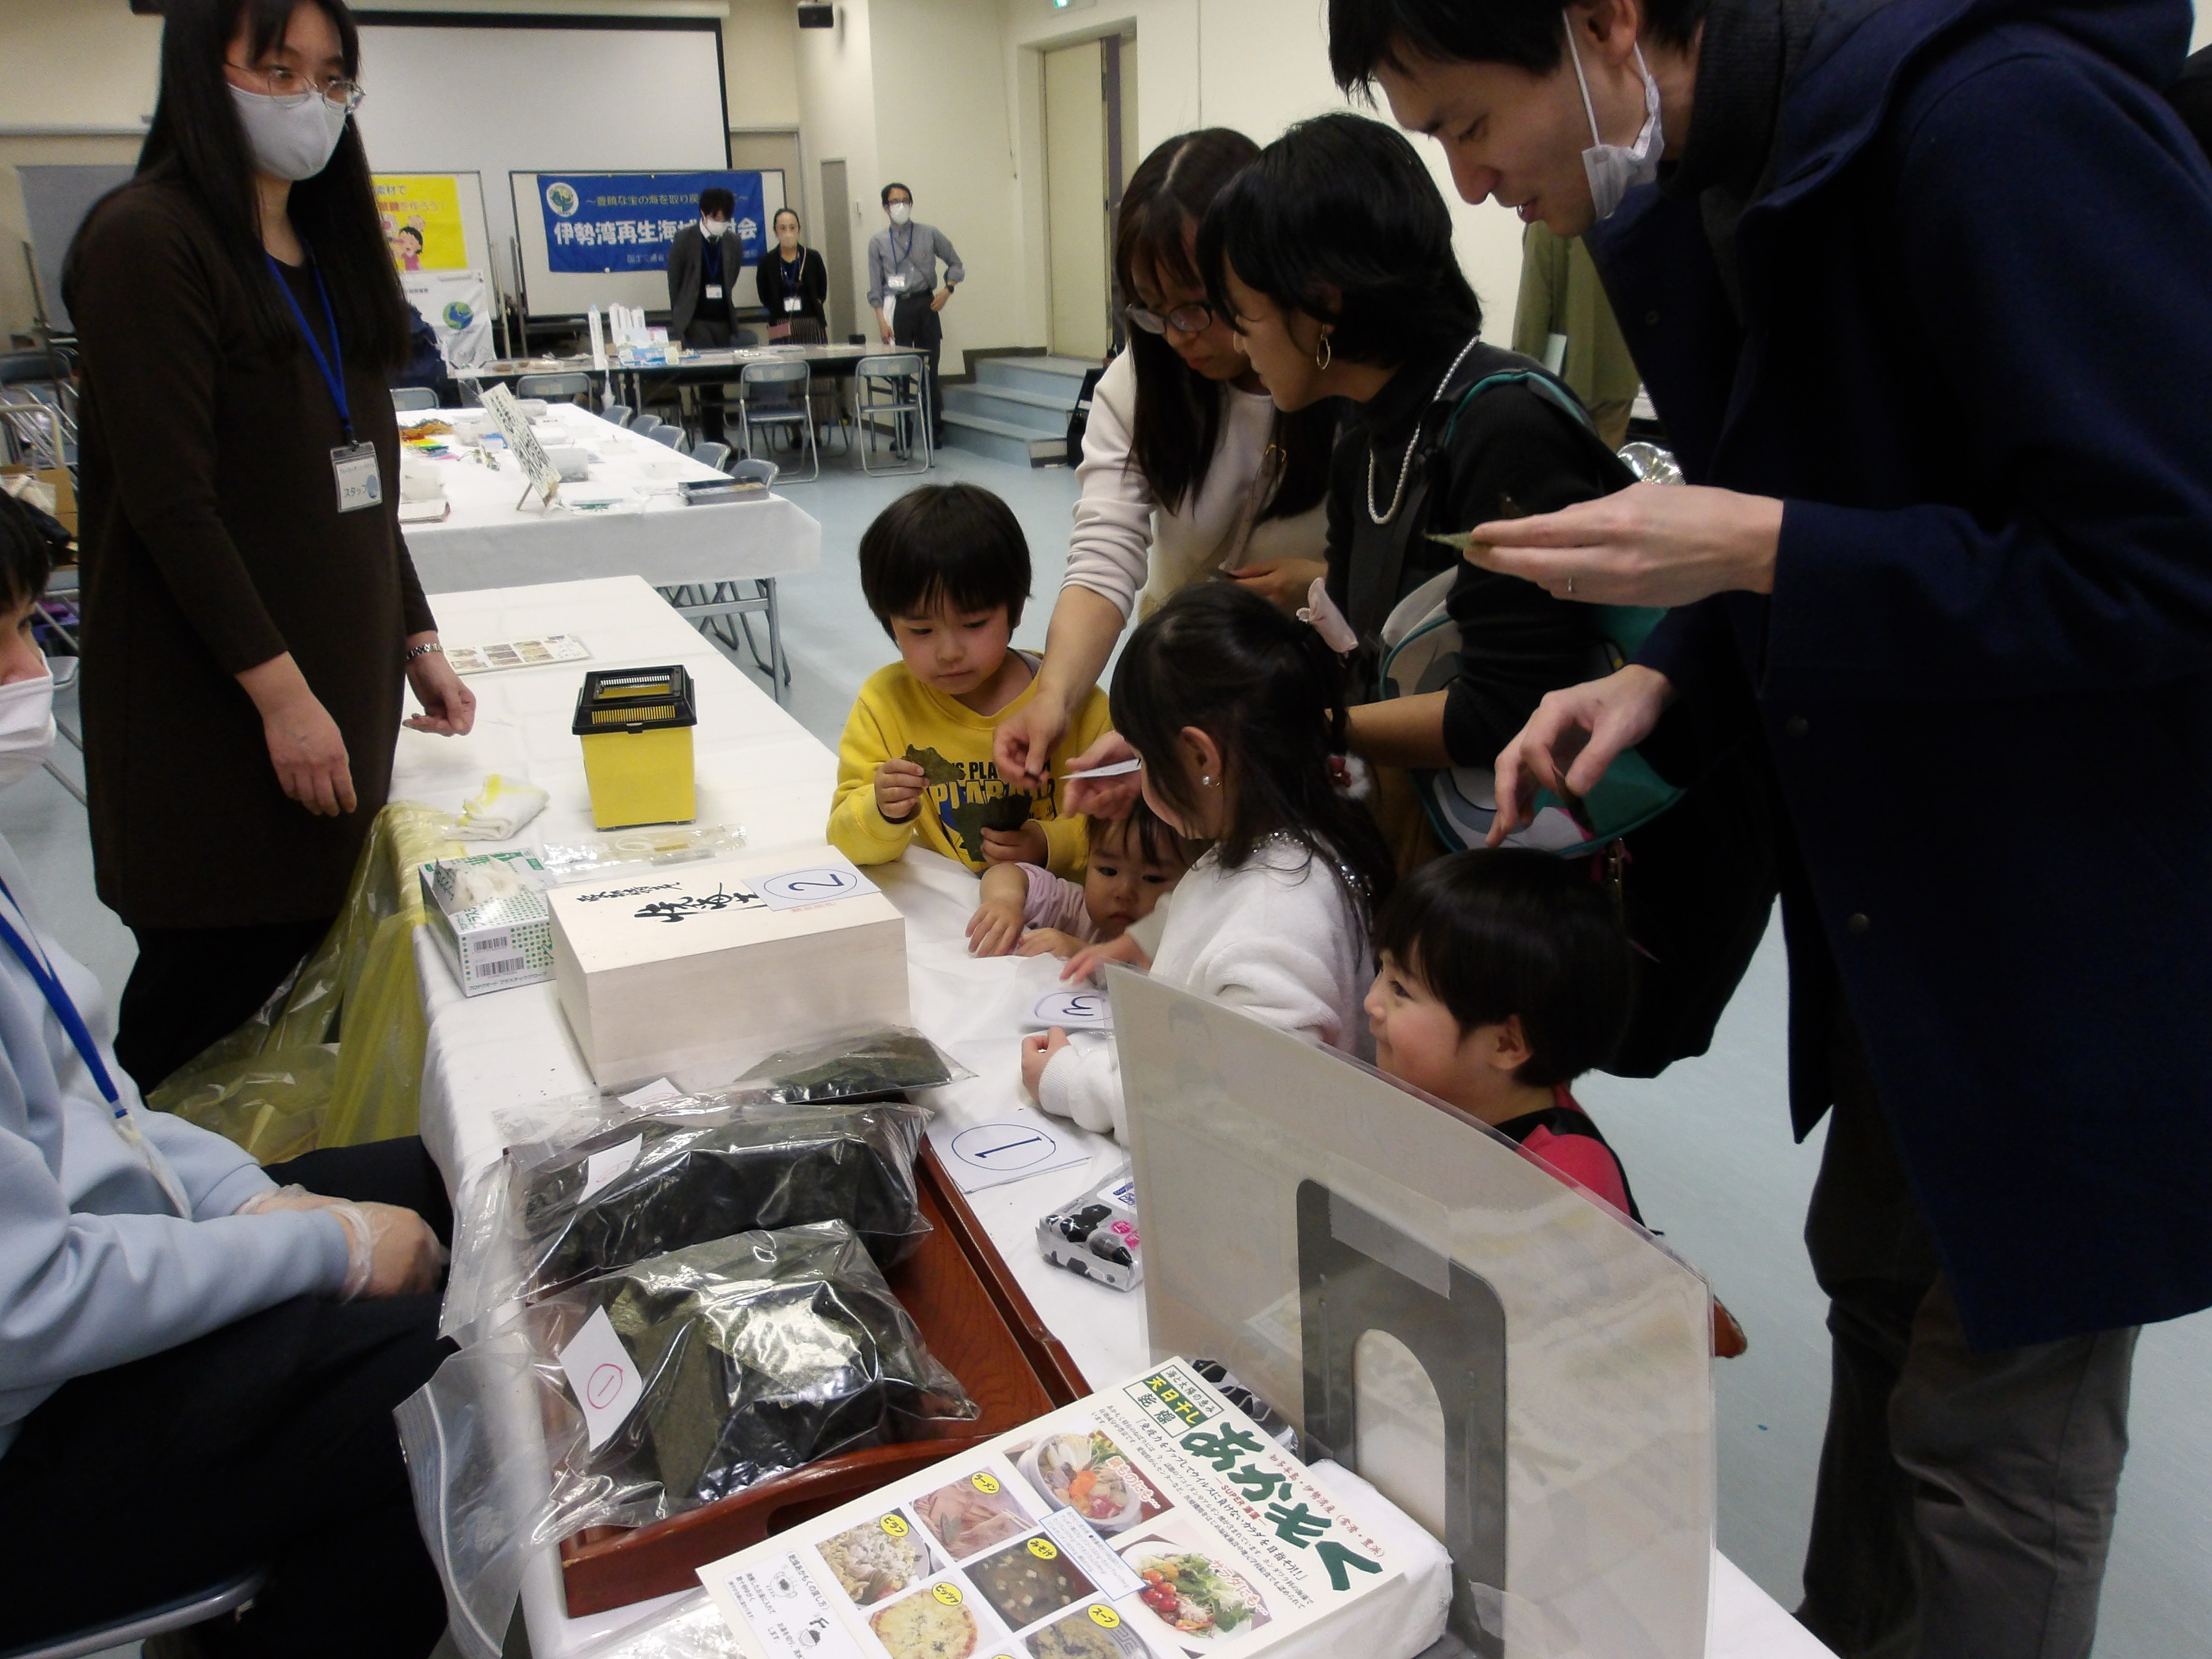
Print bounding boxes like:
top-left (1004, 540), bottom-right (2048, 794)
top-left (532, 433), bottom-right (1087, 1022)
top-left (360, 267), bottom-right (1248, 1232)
top-left (514, 1094), bottom-right (934, 1301)
top-left (732, 1024), bottom-right (973, 1103)
top-left (535, 1221), bottom-right (979, 1534)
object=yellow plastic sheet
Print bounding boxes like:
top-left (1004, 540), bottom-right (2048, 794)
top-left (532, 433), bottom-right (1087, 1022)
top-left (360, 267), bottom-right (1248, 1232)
top-left (153, 803), bottom-right (464, 1162)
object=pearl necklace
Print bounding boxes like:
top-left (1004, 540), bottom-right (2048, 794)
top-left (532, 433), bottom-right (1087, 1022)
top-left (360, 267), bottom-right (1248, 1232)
top-left (1366, 333), bottom-right (1484, 526)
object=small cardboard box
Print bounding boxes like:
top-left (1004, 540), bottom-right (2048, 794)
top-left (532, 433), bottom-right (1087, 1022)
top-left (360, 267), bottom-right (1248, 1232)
top-left (547, 844), bottom-right (909, 1089)
top-left (421, 851), bottom-right (556, 996)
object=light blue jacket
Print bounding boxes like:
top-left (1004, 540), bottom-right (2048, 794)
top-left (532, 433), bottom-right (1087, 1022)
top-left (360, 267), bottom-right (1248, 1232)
top-left (0, 837), bottom-right (350, 1456)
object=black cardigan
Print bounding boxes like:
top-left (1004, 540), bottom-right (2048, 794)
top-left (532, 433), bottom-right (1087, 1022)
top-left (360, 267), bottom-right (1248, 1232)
top-left (754, 246), bottom-right (829, 329)
top-left (1325, 339), bottom-right (1632, 768)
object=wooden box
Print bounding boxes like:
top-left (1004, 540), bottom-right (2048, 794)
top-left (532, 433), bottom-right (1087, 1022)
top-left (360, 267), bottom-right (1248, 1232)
top-left (556, 1142), bottom-right (1089, 1616)
top-left (547, 845), bottom-right (908, 1090)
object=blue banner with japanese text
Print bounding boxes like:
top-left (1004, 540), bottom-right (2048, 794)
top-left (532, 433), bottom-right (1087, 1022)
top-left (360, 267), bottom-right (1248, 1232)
top-left (539, 171), bottom-right (766, 274)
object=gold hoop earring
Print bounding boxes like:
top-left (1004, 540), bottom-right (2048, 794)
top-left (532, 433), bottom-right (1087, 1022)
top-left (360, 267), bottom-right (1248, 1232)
top-left (1315, 335), bottom-right (1332, 372)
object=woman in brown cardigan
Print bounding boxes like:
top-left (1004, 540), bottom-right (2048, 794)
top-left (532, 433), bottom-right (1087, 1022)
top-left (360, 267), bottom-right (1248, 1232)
top-left (68, 0), bottom-right (475, 1094)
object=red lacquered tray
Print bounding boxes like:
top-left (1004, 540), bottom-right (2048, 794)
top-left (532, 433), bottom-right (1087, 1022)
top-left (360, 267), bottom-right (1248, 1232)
top-left (557, 1141), bottom-right (1089, 1616)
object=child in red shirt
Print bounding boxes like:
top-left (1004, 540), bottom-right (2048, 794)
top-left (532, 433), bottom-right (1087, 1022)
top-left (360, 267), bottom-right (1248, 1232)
top-left (1366, 848), bottom-right (1643, 1212)
top-left (1365, 848), bottom-right (1746, 1355)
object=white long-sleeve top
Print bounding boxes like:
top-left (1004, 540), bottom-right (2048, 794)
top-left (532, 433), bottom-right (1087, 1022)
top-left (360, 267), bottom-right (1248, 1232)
top-left (1035, 837), bottom-right (1374, 1140)
top-left (0, 835), bottom-right (350, 1456)
top-left (1062, 351), bottom-right (1329, 622)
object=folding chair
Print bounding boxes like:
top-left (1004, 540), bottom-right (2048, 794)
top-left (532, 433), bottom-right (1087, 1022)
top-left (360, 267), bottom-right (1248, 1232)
top-left (689, 439), bottom-right (732, 472)
top-left (852, 353), bottom-right (930, 476)
top-left (512, 371), bottom-right (594, 404)
top-left (737, 361), bottom-right (818, 483)
top-left (602, 402), bottom-right (632, 429)
top-left (390, 386), bottom-right (438, 411)
top-left (0, 1567), bottom-right (267, 1659)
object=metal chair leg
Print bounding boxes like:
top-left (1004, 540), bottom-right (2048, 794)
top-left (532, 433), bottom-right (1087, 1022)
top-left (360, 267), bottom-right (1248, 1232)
top-left (42, 758), bottom-right (85, 805)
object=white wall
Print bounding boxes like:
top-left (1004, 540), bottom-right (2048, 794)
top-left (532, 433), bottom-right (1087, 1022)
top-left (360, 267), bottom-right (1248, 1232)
top-left (871, 0), bottom-right (1025, 376)
top-left (998, 0), bottom-right (1527, 347)
top-left (793, 0), bottom-right (885, 340)
top-left (723, 0), bottom-right (803, 127)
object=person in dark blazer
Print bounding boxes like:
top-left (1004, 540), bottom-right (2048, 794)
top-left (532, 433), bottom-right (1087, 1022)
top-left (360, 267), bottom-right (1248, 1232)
top-left (1330, 2), bottom-right (2212, 1656)
top-left (666, 186), bottom-right (745, 441)
top-left (67, 0), bottom-right (474, 1098)
top-left (755, 205), bottom-right (829, 343)
top-left (666, 185), bottom-right (744, 348)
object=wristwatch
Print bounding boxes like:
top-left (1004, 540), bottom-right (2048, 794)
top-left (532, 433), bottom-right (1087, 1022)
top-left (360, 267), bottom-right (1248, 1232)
top-left (404, 640), bottom-right (444, 663)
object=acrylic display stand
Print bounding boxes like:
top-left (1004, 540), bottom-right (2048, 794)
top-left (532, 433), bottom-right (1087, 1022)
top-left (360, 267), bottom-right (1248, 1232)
top-left (1112, 971), bottom-right (1716, 1659)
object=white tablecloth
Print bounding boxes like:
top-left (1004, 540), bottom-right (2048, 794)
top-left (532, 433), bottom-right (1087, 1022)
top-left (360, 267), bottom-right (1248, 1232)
top-left (391, 576), bottom-right (1831, 1659)
top-left (399, 408), bottom-right (820, 594)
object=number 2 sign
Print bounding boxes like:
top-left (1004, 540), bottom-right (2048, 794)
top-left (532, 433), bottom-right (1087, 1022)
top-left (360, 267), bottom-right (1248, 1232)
top-left (757, 861), bottom-right (882, 912)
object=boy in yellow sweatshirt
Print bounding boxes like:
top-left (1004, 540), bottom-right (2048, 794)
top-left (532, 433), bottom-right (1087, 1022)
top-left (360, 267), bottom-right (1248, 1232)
top-left (829, 483), bottom-right (1111, 876)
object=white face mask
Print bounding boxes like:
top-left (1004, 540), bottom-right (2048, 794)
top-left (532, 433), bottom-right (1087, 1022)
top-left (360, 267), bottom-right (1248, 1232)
top-left (1563, 12), bottom-right (1663, 222)
top-left (0, 671), bottom-right (56, 793)
top-left (887, 201), bottom-right (912, 226)
top-left (701, 218), bottom-right (729, 238)
top-left (228, 84), bottom-right (349, 183)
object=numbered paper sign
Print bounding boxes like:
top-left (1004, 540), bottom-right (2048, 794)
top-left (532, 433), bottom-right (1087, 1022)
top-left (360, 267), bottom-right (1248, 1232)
top-left (928, 1110), bottom-right (1092, 1194)
top-left (757, 860), bottom-right (884, 913)
top-left (1030, 989), bottom-right (1114, 1032)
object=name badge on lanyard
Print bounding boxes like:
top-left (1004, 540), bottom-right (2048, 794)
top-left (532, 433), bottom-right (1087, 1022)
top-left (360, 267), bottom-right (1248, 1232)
top-left (704, 284), bottom-right (724, 301)
top-left (887, 272), bottom-right (908, 292)
top-left (267, 253), bottom-right (382, 514)
top-left (784, 297), bottom-right (803, 313)
top-left (331, 443), bottom-right (382, 512)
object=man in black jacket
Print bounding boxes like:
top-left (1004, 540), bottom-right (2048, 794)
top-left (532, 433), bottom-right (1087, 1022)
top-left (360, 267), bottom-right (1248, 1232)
top-left (666, 187), bottom-right (745, 441)
top-left (1331, 2), bottom-right (2212, 1657)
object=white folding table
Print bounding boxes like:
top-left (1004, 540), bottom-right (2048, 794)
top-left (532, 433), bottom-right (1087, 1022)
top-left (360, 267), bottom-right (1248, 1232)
top-left (390, 576), bottom-right (1834, 1659)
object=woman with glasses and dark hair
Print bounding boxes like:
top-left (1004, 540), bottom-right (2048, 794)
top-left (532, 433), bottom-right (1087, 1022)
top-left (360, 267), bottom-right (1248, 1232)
top-left (63, 0), bottom-right (474, 1096)
top-left (1202, 112), bottom-right (1774, 1075)
top-left (994, 128), bottom-right (1337, 797)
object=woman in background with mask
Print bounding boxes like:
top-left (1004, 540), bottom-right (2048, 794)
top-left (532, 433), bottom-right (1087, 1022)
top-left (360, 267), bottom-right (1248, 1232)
top-left (0, 493), bottom-right (452, 1656)
top-left (64, 0), bottom-right (473, 1094)
top-left (756, 206), bottom-right (829, 343)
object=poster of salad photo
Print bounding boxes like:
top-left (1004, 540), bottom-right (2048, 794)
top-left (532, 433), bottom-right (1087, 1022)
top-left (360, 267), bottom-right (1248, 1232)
top-left (696, 1361), bottom-right (1431, 1659)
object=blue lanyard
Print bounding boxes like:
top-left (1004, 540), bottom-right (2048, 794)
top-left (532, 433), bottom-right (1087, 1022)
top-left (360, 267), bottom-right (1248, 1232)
top-left (0, 879), bottom-right (120, 1109)
top-left (892, 224), bottom-right (914, 274)
top-left (265, 253), bottom-right (353, 444)
top-left (780, 251), bottom-right (802, 293)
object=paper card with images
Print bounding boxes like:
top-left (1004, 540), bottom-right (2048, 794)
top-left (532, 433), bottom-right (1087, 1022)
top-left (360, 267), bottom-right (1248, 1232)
top-left (697, 1360), bottom-right (1444, 1659)
top-left (447, 634), bottom-right (591, 676)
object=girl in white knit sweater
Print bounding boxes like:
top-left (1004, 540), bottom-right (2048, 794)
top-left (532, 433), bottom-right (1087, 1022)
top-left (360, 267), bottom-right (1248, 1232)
top-left (1021, 583), bottom-right (1395, 1138)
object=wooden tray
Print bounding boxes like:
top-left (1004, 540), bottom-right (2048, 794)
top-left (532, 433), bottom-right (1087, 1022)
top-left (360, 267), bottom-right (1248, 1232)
top-left (557, 1141), bottom-right (1090, 1616)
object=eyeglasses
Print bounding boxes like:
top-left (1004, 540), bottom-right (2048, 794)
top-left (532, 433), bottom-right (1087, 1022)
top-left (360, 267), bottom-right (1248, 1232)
top-left (1124, 301), bottom-right (1215, 337)
top-left (228, 62), bottom-right (367, 114)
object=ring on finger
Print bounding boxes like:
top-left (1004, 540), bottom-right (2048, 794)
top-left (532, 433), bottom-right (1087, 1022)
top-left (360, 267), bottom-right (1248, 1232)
top-left (1565, 576), bottom-right (1576, 597)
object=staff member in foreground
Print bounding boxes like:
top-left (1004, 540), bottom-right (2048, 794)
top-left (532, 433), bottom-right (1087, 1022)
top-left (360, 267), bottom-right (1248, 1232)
top-left (0, 491), bottom-right (451, 1659)
top-left (867, 181), bottom-right (964, 445)
top-left (67, 0), bottom-right (474, 1095)
top-left (1331, 1), bottom-right (2212, 1655)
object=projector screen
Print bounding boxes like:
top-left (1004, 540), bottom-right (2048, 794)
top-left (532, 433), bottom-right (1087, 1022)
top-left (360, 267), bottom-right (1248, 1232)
top-left (351, 14), bottom-right (728, 306)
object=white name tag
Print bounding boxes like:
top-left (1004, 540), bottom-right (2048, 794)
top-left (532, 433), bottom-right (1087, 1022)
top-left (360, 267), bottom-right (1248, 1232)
top-left (886, 272), bottom-right (908, 292)
top-left (783, 297), bottom-right (803, 313)
top-left (703, 284), bottom-right (723, 300)
top-left (331, 442), bottom-right (381, 514)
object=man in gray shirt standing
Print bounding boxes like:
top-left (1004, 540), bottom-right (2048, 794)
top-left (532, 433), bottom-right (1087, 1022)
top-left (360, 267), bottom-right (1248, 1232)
top-left (866, 181), bottom-right (963, 446)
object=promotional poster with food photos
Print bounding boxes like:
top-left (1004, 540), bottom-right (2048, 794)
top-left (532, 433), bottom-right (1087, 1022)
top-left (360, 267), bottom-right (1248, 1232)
top-left (697, 1360), bottom-right (1420, 1659)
